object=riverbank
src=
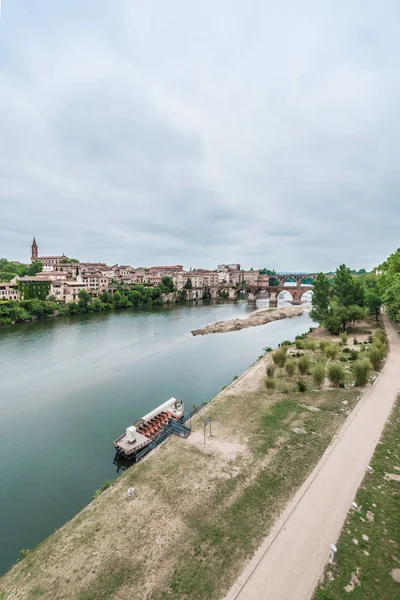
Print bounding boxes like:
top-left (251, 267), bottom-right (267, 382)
top-left (0, 317), bottom-right (384, 600)
top-left (191, 304), bottom-right (305, 336)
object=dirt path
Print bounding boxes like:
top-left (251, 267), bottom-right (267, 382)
top-left (225, 316), bottom-right (400, 600)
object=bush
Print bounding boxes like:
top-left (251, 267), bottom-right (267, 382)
top-left (340, 332), bottom-right (348, 345)
top-left (327, 363), bottom-right (346, 387)
top-left (353, 337), bottom-right (359, 345)
top-left (296, 380), bottom-right (308, 392)
top-left (272, 349), bottom-right (287, 367)
top-left (325, 344), bottom-right (339, 360)
top-left (374, 328), bottom-right (387, 345)
top-left (276, 368), bottom-right (285, 379)
top-left (319, 340), bottom-right (329, 351)
top-left (339, 356), bottom-right (348, 362)
top-left (263, 346), bottom-right (272, 354)
top-left (342, 347), bottom-right (350, 354)
top-left (264, 377), bottom-right (276, 390)
top-left (298, 355), bottom-right (311, 375)
top-left (324, 315), bottom-right (342, 335)
top-left (266, 365), bottom-right (275, 378)
top-left (353, 358), bottom-right (372, 386)
top-left (368, 346), bottom-right (384, 371)
top-left (305, 340), bottom-right (317, 351)
top-left (312, 364), bottom-right (325, 388)
top-left (285, 360), bottom-right (296, 376)
top-left (281, 340), bottom-right (292, 346)
top-left (348, 349), bottom-right (358, 361)
top-left (92, 479), bottom-right (112, 500)
top-left (295, 339), bottom-right (306, 350)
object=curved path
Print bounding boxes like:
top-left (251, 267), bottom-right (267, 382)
top-left (225, 317), bottom-right (400, 600)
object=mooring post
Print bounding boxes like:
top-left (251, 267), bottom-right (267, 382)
top-left (329, 543), bottom-right (337, 563)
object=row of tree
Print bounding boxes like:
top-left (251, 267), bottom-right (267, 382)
top-left (0, 258), bottom-right (43, 281)
top-left (309, 254), bottom-right (399, 332)
top-left (0, 276), bottom-right (177, 325)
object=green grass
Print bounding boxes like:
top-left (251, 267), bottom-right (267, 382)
top-left (78, 563), bottom-right (140, 600)
top-left (313, 400), bottom-right (400, 600)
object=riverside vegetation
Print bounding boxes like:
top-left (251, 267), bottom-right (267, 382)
top-left (0, 276), bottom-right (176, 326)
top-left (0, 314), bottom-right (386, 600)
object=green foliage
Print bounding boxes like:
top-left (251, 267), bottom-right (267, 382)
top-left (92, 479), bottom-right (112, 500)
top-left (295, 339), bottom-right (306, 349)
top-left (367, 346), bottom-right (384, 371)
top-left (327, 362), bottom-right (346, 387)
top-left (339, 332), bottom-right (348, 344)
top-left (352, 358), bottom-right (372, 386)
top-left (296, 380), bottom-right (307, 392)
top-left (59, 257), bottom-right (79, 263)
top-left (333, 264), bottom-right (364, 307)
top-left (18, 280), bottom-right (50, 300)
top-left (184, 278), bottom-right (193, 290)
top-left (272, 348), bottom-right (287, 367)
top-left (312, 363), bottom-right (325, 388)
top-left (266, 365), bottom-right (275, 378)
top-left (0, 258), bottom-right (43, 281)
top-left (19, 548), bottom-right (32, 559)
top-left (285, 360), bottom-right (296, 376)
top-left (309, 273), bottom-right (332, 324)
top-left (264, 377), bottom-right (276, 390)
top-left (318, 340), bottom-right (329, 351)
top-left (323, 314), bottom-right (342, 334)
top-left (324, 343), bottom-right (339, 360)
top-left (377, 247), bottom-right (400, 321)
top-left (297, 355), bottom-right (311, 375)
top-left (161, 276), bottom-right (174, 292)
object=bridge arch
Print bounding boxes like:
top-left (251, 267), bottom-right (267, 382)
top-left (282, 276), bottom-right (297, 286)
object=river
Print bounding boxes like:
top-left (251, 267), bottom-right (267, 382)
top-left (0, 300), bottom-right (313, 574)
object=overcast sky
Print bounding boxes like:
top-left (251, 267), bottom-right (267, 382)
top-left (1, 1), bottom-right (399, 271)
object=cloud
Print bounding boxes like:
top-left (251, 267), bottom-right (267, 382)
top-left (1, 0), bottom-right (399, 270)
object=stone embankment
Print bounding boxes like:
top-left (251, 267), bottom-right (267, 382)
top-left (191, 305), bottom-right (305, 336)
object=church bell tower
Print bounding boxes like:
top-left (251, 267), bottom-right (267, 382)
top-left (31, 237), bottom-right (38, 262)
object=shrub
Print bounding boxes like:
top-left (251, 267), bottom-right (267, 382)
top-left (272, 349), bottom-right (287, 367)
top-left (266, 365), bottom-right (275, 378)
top-left (264, 377), bottom-right (276, 390)
top-left (339, 356), bottom-right (348, 362)
top-left (327, 363), bottom-right (346, 387)
top-left (305, 340), bottom-right (317, 351)
top-left (319, 340), bottom-right (329, 351)
top-left (353, 358), bottom-right (372, 386)
top-left (295, 339), bottom-right (306, 350)
top-left (92, 479), bottom-right (112, 500)
top-left (340, 332), bottom-right (348, 345)
top-left (276, 368), bottom-right (285, 379)
top-left (296, 380), bottom-right (307, 392)
top-left (312, 364), bottom-right (326, 388)
top-left (298, 355), bottom-right (311, 375)
top-left (348, 349), bottom-right (358, 361)
top-left (263, 346), bottom-right (272, 354)
top-left (285, 360), bottom-right (296, 376)
top-left (281, 340), bottom-right (292, 346)
top-left (325, 344), bottom-right (339, 360)
top-left (342, 347), bottom-right (350, 354)
top-left (19, 548), bottom-right (31, 560)
top-left (353, 337), bottom-right (359, 345)
top-left (373, 329), bottom-right (387, 345)
top-left (368, 346), bottom-right (384, 371)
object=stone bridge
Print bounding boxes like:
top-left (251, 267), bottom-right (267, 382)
top-left (206, 273), bottom-right (318, 305)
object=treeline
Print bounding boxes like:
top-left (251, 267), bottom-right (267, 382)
top-left (0, 258), bottom-right (43, 281)
top-left (0, 277), bottom-right (176, 325)
top-left (378, 247), bottom-right (400, 321)
top-left (310, 265), bottom-right (381, 333)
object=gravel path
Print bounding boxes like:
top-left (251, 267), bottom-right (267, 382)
top-left (225, 316), bottom-right (400, 600)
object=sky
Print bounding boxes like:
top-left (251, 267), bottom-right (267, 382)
top-left (0, 0), bottom-right (399, 271)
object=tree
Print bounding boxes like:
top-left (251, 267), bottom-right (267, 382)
top-left (309, 273), bottom-right (331, 323)
top-left (78, 289), bottom-right (91, 312)
top-left (333, 264), bottom-right (363, 307)
top-left (184, 278), bottom-right (192, 290)
top-left (161, 276), bottom-right (174, 291)
top-left (378, 248), bottom-right (400, 321)
top-left (112, 290), bottom-right (130, 309)
top-left (27, 261), bottom-right (43, 275)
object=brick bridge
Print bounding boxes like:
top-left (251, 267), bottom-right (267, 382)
top-left (204, 273), bottom-right (320, 305)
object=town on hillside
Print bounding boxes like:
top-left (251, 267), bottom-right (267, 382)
top-left (0, 238), bottom-right (315, 305)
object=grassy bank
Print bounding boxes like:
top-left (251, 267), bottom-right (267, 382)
top-left (0, 319), bottom-right (384, 600)
top-left (313, 398), bottom-right (400, 600)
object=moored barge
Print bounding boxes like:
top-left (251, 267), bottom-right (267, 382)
top-left (113, 397), bottom-right (185, 460)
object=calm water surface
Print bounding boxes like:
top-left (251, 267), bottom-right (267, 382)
top-left (0, 301), bottom-right (313, 573)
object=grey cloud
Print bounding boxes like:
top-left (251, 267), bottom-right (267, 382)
top-left (1, 0), bottom-right (400, 270)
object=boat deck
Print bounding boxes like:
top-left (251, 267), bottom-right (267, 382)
top-left (114, 429), bottom-right (150, 454)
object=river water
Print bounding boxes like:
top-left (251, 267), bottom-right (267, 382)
top-left (0, 300), bottom-right (313, 574)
